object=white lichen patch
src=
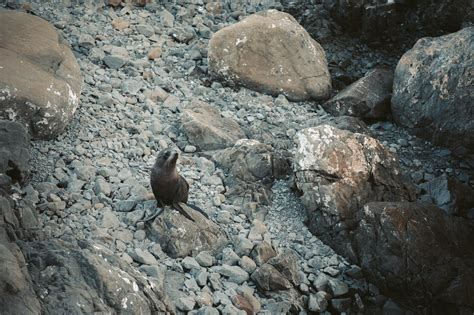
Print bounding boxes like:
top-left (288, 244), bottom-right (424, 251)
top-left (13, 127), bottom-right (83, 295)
top-left (132, 281), bottom-right (139, 292)
top-left (235, 36), bottom-right (247, 46)
top-left (121, 297), bottom-right (128, 309)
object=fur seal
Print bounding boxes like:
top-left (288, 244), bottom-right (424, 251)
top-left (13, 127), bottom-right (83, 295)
top-left (144, 149), bottom-right (208, 222)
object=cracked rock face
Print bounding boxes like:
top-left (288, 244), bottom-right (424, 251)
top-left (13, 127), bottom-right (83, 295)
top-left (293, 124), bottom-right (415, 259)
top-left (391, 27), bottom-right (474, 159)
top-left (208, 9), bottom-right (331, 101)
top-left (0, 10), bottom-right (82, 139)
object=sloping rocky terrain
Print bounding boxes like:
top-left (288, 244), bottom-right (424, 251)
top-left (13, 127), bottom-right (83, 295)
top-left (0, 0), bottom-right (473, 314)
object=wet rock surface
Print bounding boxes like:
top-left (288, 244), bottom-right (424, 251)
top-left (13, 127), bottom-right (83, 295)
top-left (0, 0), bottom-right (472, 314)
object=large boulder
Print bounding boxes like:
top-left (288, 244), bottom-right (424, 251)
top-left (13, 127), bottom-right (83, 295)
top-left (391, 27), bottom-right (474, 158)
top-left (294, 125), bottom-right (415, 226)
top-left (181, 100), bottom-right (246, 151)
top-left (0, 10), bottom-right (82, 139)
top-left (293, 125), bottom-right (415, 260)
top-left (0, 120), bottom-right (29, 183)
top-left (353, 202), bottom-right (474, 311)
top-left (208, 10), bottom-right (331, 101)
top-left (146, 204), bottom-right (229, 258)
top-left (322, 68), bottom-right (393, 120)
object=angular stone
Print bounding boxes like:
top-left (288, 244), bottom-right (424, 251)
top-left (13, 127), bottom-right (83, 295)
top-left (251, 263), bottom-right (292, 292)
top-left (323, 68), bottom-right (393, 120)
top-left (182, 256), bottom-right (201, 270)
top-left (195, 251), bottom-right (214, 267)
top-left (147, 204), bottom-right (228, 258)
top-left (327, 278), bottom-right (349, 297)
top-left (128, 248), bottom-right (158, 265)
top-left (250, 241), bottom-right (277, 266)
top-left (214, 264), bottom-right (249, 284)
top-left (267, 249), bottom-right (301, 286)
top-left (181, 100), bottom-right (246, 150)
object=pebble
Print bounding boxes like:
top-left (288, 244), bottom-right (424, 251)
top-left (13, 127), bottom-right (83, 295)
top-left (196, 251), bottom-right (215, 267)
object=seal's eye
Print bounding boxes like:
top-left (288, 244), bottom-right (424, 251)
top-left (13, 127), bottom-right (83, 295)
top-left (164, 151), bottom-right (170, 159)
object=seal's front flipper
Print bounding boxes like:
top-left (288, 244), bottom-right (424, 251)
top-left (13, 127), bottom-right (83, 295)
top-left (139, 207), bottom-right (164, 223)
top-left (173, 203), bottom-right (195, 222)
top-left (187, 203), bottom-right (209, 219)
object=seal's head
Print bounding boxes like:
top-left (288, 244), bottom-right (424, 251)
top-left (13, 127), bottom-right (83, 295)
top-left (155, 149), bottom-right (179, 171)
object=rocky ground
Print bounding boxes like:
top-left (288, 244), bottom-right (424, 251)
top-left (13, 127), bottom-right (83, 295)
top-left (1, 0), bottom-right (473, 314)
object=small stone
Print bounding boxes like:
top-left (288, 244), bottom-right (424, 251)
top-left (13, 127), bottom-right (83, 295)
top-left (134, 229), bottom-right (146, 241)
top-left (313, 273), bottom-right (329, 291)
top-left (121, 79), bottom-right (143, 95)
top-left (182, 256), bottom-right (201, 270)
top-left (196, 251), bottom-right (214, 267)
top-left (103, 55), bottom-right (128, 69)
top-left (136, 24), bottom-right (154, 37)
top-left (299, 283), bottom-right (309, 293)
top-left (328, 278), bottom-right (349, 297)
top-left (234, 237), bottom-right (254, 256)
top-left (94, 177), bottom-right (111, 196)
top-left (101, 210), bottom-right (120, 229)
top-left (184, 145), bottom-right (197, 153)
top-left (196, 270), bottom-right (209, 287)
top-left (323, 266), bottom-right (340, 277)
top-left (185, 278), bottom-right (200, 291)
top-left (128, 248), bottom-right (158, 265)
top-left (239, 256), bottom-right (257, 274)
top-left (221, 247), bottom-right (240, 265)
top-left (214, 264), bottom-right (249, 284)
top-left (160, 9), bottom-right (174, 27)
top-left (308, 292), bottom-right (328, 312)
top-left (147, 47), bottom-right (162, 60)
top-left (250, 241), bottom-right (276, 266)
top-left (78, 33), bottom-right (95, 49)
top-left (112, 18), bottom-right (130, 30)
top-left (177, 296), bottom-right (196, 311)
top-left (163, 94), bottom-right (180, 111)
top-left (196, 292), bottom-right (213, 307)
top-left (247, 219), bottom-right (267, 241)
top-left (140, 265), bottom-right (165, 279)
top-left (115, 200), bottom-right (136, 212)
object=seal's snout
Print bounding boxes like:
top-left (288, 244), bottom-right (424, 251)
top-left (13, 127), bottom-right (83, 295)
top-left (169, 150), bottom-right (178, 162)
